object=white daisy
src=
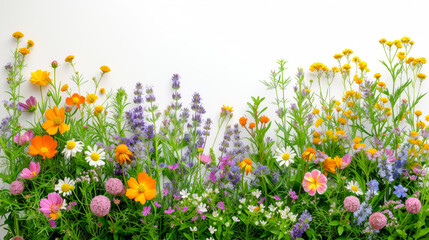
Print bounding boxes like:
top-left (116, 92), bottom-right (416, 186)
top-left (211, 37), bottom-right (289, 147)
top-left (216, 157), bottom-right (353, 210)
top-left (85, 145), bottom-right (106, 167)
top-left (197, 203), bottom-right (207, 213)
top-left (275, 147), bottom-right (295, 167)
top-left (55, 177), bottom-right (76, 196)
top-left (62, 139), bottom-right (84, 159)
top-left (346, 180), bottom-right (363, 195)
top-left (190, 226), bottom-right (197, 232)
top-left (180, 189), bottom-right (190, 199)
top-left (208, 226), bottom-right (217, 234)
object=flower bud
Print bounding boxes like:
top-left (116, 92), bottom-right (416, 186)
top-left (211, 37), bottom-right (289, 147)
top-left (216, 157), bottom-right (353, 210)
top-left (51, 60), bottom-right (58, 68)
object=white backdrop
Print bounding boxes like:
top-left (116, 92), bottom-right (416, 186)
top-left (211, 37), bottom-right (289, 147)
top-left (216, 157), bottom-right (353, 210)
top-left (1, 0), bottom-right (429, 236)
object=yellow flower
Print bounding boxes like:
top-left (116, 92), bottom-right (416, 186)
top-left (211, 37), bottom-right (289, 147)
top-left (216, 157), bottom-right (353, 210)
top-left (309, 62), bottom-right (327, 72)
top-left (324, 156), bottom-right (343, 174)
top-left (86, 94), bottom-right (98, 104)
top-left (379, 38), bottom-right (387, 44)
top-left (379, 98), bottom-right (388, 104)
top-left (386, 41), bottom-right (394, 47)
top-left (358, 61), bottom-right (367, 70)
top-left (410, 131), bottom-right (419, 138)
top-left (401, 36), bottom-right (410, 43)
top-left (377, 82), bottom-right (386, 88)
top-left (332, 67), bottom-right (340, 73)
top-left (27, 40), bottom-right (34, 48)
top-left (100, 88), bottom-right (105, 94)
top-left (342, 49), bottom-right (353, 55)
top-left (374, 73), bottom-right (381, 79)
top-left (315, 118), bottom-right (323, 127)
top-left (302, 147), bottom-right (316, 162)
top-left (12, 32), bottom-right (24, 39)
top-left (415, 110), bottom-right (422, 117)
top-left (397, 52), bottom-right (406, 61)
top-left (221, 105), bottom-right (233, 113)
top-left (30, 70), bottom-right (51, 86)
top-left (395, 42), bottom-right (403, 49)
top-left (352, 56), bottom-right (361, 63)
top-left (342, 64), bottom-right (351, 71)
top-left (239, 158), bottom-right (253, 175)
top-left (100, 65), bottom-right (111, 73)
top-left (94, 106), bottom-right (104, 116)
top-left (312, 109), bottom-right (320, 114)
top-left (425, 115), bottom-right (429, 121)
top-left (338, 117), bottom-right (347, 125)
top-left (19, 48), bottom-right (30, 55)
top-left (410, 41), bottom-right (415, 45)
top-left (367, 148), bottom-right (378, 155)
top-left (65, 55), bottom-right (74, 63)
top-left (353, 136), bottom-right (362, 144)
top-left (61, 84), bottom-right (68, 92)
top-left (115, 144), bottom-right (133, 165)
top-left (417, 73), bottom-right (426, 80)
top-left (347, 101), bottom-right (354, 107)
top-left (333, 54), bottom-right (343, 59)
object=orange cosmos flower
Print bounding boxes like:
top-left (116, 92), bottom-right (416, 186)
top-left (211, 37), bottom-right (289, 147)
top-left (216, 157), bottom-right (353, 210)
top-left (302, 147), bottom-right (316, 162)
top-left (30, 70), bottom-right (51, 86)
top-left (260, 116), bottom-right (270, 124)
top-left (248, 122), bottom-right (256, 129)
top-left (239, 116), bottom-right (247, 127)
top-left (28, 135), bottom-right (58, 159)
top-left (100, 65), bottom-right (111, 73)
top-left (61, 84), bottom-right (69, 92)
top-left (126, 172), bottom-right (157, 204)
top-left (65, 55), bottom-right (74, 63)
top-left (86, 94), bottom-right (98, 104)
top-left (66, 93), bottom-right (85, 109)
top-left (324, 156), bottom-right (343, 174)
top-left (239, 158), bottom-right (253, 175)
top-left (115, 144), bottom-right (134, 165)
top-left (42, 106), bottom-right (70, 135)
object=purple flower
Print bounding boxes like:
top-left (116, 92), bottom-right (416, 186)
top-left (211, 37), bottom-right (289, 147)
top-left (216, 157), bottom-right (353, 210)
top-left (142, 206), bottom-right (151, 216)
top-left (209, 171), bottom-right (216, 183)
top-left (168, 164), bottom-right (179, 171)
top-left (273, 195), bottom-right (281, 201)
top-left (289, 189), bottom-right (298, 200)
top-left (393, 184), bottom-right (407, 198)
top-left (218, 202), bottom-right (225, 210)
top-left (191, 216), bottom-right (198, 221)
top-left (18, 96), bottom-right (37, 112)
top-left (154, 201), bottom-right (161, 208)
top-left (258, 197), bottom-right (265, 204)
top-left (173, 194), bottom-right (181, 201)
top-left (290, 210), bottom-right (312, 239)
top-left (182, 206), bottom-right (188, 212)
top-left (164, 207), bottom-right (175, 214)
top-left (50, 220), bottom-right (56, 228)
top-left (202, 214), bottom-right (206, 220)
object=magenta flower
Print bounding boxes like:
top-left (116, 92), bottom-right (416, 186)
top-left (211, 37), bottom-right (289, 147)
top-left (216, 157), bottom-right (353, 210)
top-left (163, 188), bottom-right (169, 197)
top-left (21, 162), bottom-right (40, 179)
top-left (258, 197), bottom-right (265, 204)
top-left (209, 171), bottom-right (216, 183)
top-left (182, 206), bottom-right (188, 212)
top-left (14, 129), bottom-right (34, 145)
top-left (341, 154), bottom-right (352, 169)
top-left (18, 96), bottom-right (37, 112)
top-left (142, 206), bottom-right (151, 216)
top-left (39, 192), bottom-right (65, 220)
top-left (202, 214), bottom-right (206, 220)
top-left (218, 201), bottom-right (225, 210)
top-left (164, 207), bottom-right (175, 214)
top-left (273, 195), bottom-right (281, 201)
top-left (168, 164), bottom-right (179, 171)
top-left (50, 220), bottom-right (56, 228)
top-left (191, 216), bottom-right (198, 221)
top-left (198, 154), bottom-right (211, 164)
top-left (154, 201), bottom-right (161, 208)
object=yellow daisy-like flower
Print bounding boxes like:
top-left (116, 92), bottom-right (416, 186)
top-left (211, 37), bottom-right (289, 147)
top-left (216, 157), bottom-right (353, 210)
top-left (100, 65), bottom-right (111, 73)
top-left (342, 49), bottom-right (353, 55)
top-left (94, 106), bottom-right (104, 116)
top-left (379, 38), bottom-right (387, 44)
top-left (415, 110), bottom-right (422, 117)
top-left (374, 73), bottom-right (381, 79)
top-left (30, 70), bottom-right (51, 86)
top-left (19, 48), bottom-right (30, 55)
top-left (61, 84), bottom-right (69, 92)
top-left (417, 73), bottom-right (426, 80)
top-left (12, 31), bottom-right (24, 39)
top-left (239, 158), bottom-right (253, 175)
top-left (333, 54), bottom-right (343, 59)
top-left (100, 88), bottom-right (106, 94)
top-left (126, 172), bottom-right (157, 205)
top-left (302, 147), bottom-right (316, 162)
top-left (65, 55), bottom-right (74, 63)
top-left (315, 118), bottom-right (323, 127)
top-left (86, 94), bottom-right (98, 104)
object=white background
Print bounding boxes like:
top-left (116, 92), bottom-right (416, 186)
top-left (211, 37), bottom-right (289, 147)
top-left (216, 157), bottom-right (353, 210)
top-left (1, 0), bottom-right (429, 237)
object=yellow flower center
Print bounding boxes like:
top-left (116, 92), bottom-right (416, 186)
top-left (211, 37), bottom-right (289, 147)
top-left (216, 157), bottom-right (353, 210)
top-left (91, 152), bottom-right (100, 161)
top-left (73, 97), bottom-right (80, 104)
top-left (40, 147), bottom-right (48, 153)
top-left (282, 153), bottom-right (290, 161)
top-left (54, 117), bottom-right (61, 125)
top-left (67, 141), bottom-right (76, 149)
top-left (351, 185), bottom-right (358, 192)
top-left (138, 184), bottom-right (146, 193)
top-left (61, 183), bottom-right (74, 192)
top-left (32, 171), bottom-right (37, 176)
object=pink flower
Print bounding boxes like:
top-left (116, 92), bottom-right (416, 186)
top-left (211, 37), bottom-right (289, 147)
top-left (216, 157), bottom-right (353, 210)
top-left (142, 206), bottom-right (151, 216)
top-left (405, 198), bottom-right (421, 214)
top-left (18, 96), bottom-right (37, 112)
top-left (198, 154), bottom-right (211, 164)
top-left (273, 195), bottom-right (281, 201)
top-left (343, 196), bottom-right (360, 212)
top-left (154, 201), bottom-right (161, 208)
top-left (90, 195), bottom-right (111, 217)
top-left (20, 162), bottom-right (40, 179)
top-left (39, 192), bottom-right (65, 220)
top-left (10, 181), bottom-right (24, 195)
top-left (340, 154), bottom-right (352, 169)
top-left (168, 164), bottom-right (179, 171)
top-left (369, 212), bottom-right (387, 230)
top-left (105, 178), bottom-right (124, 195)
top-left (164, 207), bottom-right (175, 214)
top-left (302, 169), bottom-right (327, 196)
top-left (14, 129), bottom-right (34, 145)
top-left (218, 201), bottom-right (225, 210)
top-left (50, 220), bottom-right (56, 228)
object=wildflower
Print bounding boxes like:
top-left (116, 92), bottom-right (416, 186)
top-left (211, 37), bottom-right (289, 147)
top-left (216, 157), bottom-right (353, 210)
top-left (302, 147), bottom-right (316, 162)
top-left (290, 210), bottom-right (312, 239)
top-left (61, 139), bottom-right (84, 159)
top-left (28, 135), bottom-right (58, 159)
top-left (18, 96), bottom-right (37, 112)
top-left (405, 198), bottom-right (421, 214)
top-left (90, 195), bottom-right (111, 217)
top-left (126, 172), bottom-right (157, 205)
top-left (55, 177), bottom-right (76, 196)
top-left (30, 70), bottom-right (51, 86)
top-left (378, 82), bottom-right (386, 88)
top-left (42, 106), bottom-right (70, 135)
top-left (197, 203), bottom-right (208, 213)
top-left (346, 180), bottom-right (363, 195)
top-left (51, 60), bottom-right (58, 68)
top-left (142, 206), bottom-right (151, 216)
top-left (344, 196), bottom-right (360, 212)
top-left (198, 154), bottom-right (211, 164)
top-left (105, 178), bottom-right (125, 195)
top-left (85, 145), bottom-right (106, 167)
top-left (60, 84), bottom-right (68, 92)
top-left (275, 147), bottom-right (295, 167)
top-left (218, 201), bottom-right (225, 210)
top-left (208, 226), bottom-right (217, 234)
top-left (100, 88), bottom-right (106, 94)
top-left (65, 93), bottom-right (85, 109)
top-left (315, 118), bottom-right (323, 127)
top-left (180, 189), bottom-right (190, 199)
top-left (14, 129), bottom-right (34, 145)
top-left (341, 154), bottom-right (352, 169)
top-left (393, 184), bottom-right (407, 198)
top-left (86, 94), bottom-right (98, 104)
top-left (313, 109), bottom-right (320, 114)
top-left (260, 116), bottom-right (270, 124)
top-left (100, 65), bottom-right (111, 73)
top-left (239, 116), bottom-right (247, 126)
top-left (65, 55), bottom-right (74, 62)
top-left (369, 212), bottom-right (387, 230)
top-left (27, 40), bottom-right (34, 47)
top-left (115, 144), bottom-right (133, 165)
top-left (415, 110), bottom-right (422, 116)
top-left (154, 201), bottom-right (161, 207)
top-left (40, 193), bottom-right (66, 220)
top-left (302, 170), bottom-right (327, 196)
top-left (248, 122), bottom-right (256, 129)
top-left (417, 73), bottom-right (426, 80)
top-left (10, 181), bottom-right (24, 195)
top-left (12, 31), bottom-right (24, 39)
top-left (252, 189), bottom-right (262, 198)
top-left (239, 158), bottom-right (253, 175)
top-left (19, 48), bottom-right (30, 55)
top-left (324, 156), bottom-right (342, 174)
top-left (20, 161), bottom-right (41, 179)
top-left (164, 207), bottom-right (175, 214)
top-left (190, 227), bottom-right (198, 232)
top-left (168, 164), bottom-right (179, 171)
top-left (94, 105), bottom-right (104, 116)
top-left (333, 53), bottom-right (343, 59)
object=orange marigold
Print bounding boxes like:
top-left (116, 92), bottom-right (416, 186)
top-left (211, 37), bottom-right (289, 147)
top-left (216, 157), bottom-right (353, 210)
top-left (324, 156), bottom-right (343, 174)
top-left (248, 122), bottom-right (256, 129)
top-left (115, 144), bottom-right (134, 165)
top-left (27, 40), bottom-right (34, 47)
top-left (260, 116), bottom-right (270, 124)
top-left (12, 31), bottom-right (24, 39)
top-left (239, 116), bottom-right (248, 127)
top-left (19, 48), bottom-right (30, 55)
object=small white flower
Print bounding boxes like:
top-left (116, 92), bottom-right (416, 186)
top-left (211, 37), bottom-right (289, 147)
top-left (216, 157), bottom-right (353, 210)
top-left (237, 210), bottom-right (242, 214)
top-left (190, 226), bottom-right (198, 232)
top-left (219, 217), bottom-right (223, 221)
top-left (255, 220), bottom-right (259, 225)
top-left (232, 216), bottom-right (240, 222)
top-left (213, 222), bottom-right (217, 225)
top-left (281, 213), bottom-right (287, 219)
top-left (288, 213), bottom-right (297, 222)
top-left (197, 203), bottom-right (207, 213)
top-left (208, 226), bottom-right (217, 234)
top-left (180, 189), bottom-right (190, 199)
top-left (55, 177), bottom-right (76, 196)
top-left (206, 238), bottom-right (214, 240)
top-left (274, 147), bottom-right (295, 167)
top-left (247, 205), bottom-right (256, 213)
top-left (239, 198), bottom-right (246, 204)
top-left (192, 193), bottom-right (199, 199)
top-left (239, 205), bottom-right (242, 209)
top-left (252, 190), bottom-right (262, 199)
top-left (207, 188), bottom-right (213, 194)
top-left (346, 180), bottom-right (363, 195)
top-left (214, 188), bottom-right (219, 194)
top-left (268, 204), bottom-right (277, 212)
top-left (260, 220), bottom-right (267, 226)
top-left (202, 193), bottom-right (208, 198)
top-left (62, 139), bottom-right (84, 159)
top-left (212, 212), bottom-right (219, 217)
top-left (275, 201), bottom-right (283, 207)
top-left (265, 213), bottom-right (272, 219)
top-left (85, 145), bottom-right (106, 167)
top-left (225, 222), bottom-right (230, 227)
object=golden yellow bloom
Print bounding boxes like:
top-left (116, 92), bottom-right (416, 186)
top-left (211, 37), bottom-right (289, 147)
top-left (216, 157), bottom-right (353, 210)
top-left (417, 73), bottom-right (427, 80)
top-left (358, 61), bottom-right (367, 70)
top-left (86, 94), bottom-right (98, 104)
top-left (324, 156), bottom-right (342, 174)
top-left (353, 136), bottom-right (362, 144)
top-left (425, 115), bottom-right (429, 121)
top-left (302, 147), bottom-right (316, 162)
top-left (313, 131), bottom-right (321, 138)
top-left (354, 75), bottom-right (363, 84)
top-left (239, 158), bottom-right (253, 175)
top-left (410, 131), bottom-right (419, 138)
top-left (100, 88), bottom-right (105, 94)
top-left (397, 52), bottom-right (405, 61)
top-left (379, 38), bottom-right (387, 44)
top-left (352, 56), bottom-right (361, 63)
top-left (221, 105), bottom-right (233, 113)
top-left (373, 73), bottom-right (381, 79)
top-left (347, 101), bottom-right (354, 107)
top-left (115, 144), bottom-right (133, 165)
top-left (342, 49), bottom-right (353, 55)
top-left (332, 67), bottom-right (340, 73)
top-left (313, 109), bottom-right (320, 114)
top-left (336, 107), bottom-right (342, 112)
top-left (315, 118), bottom-right (323, 127)
top-left (309, 62), bottom-right (327, 72)
top-left (342, 64), bottom-right (351, 71)
top-left (94, 106), bottom-right (104, 116)
top-left (65, 55), bottom-right (74, 63)
top-left (377, 82), bottom-right (386, 88)
top-left (334, 100), bottom-right (341, 106)
top-left (12, 31), bottom-right (24, 39)
top-left (367, 148), bottom-right (378, 155)
top-left (353, 143), bottom-right (366, 150)
top-left (333, 54), bottom-right (343, 59)
top-left (406, 57), bottom-right (415, 64)
top-left (61, 84), bottom-right (68, 92)
top-left (386, 41), bottom-right (394, 47)
top-left (380, 98), bottom-right (388, 103)
top-left (27, 40), bottom-right (34, 47)
top-left (30, 70), bottom-right (51, 86)
top-left (410, 41), bottom-right (415, 45)
top-left (313, 138), bottom-right (322, 145)
top-left (19, 48), bottom-right (30, 55)
top-left (401, 36), bottom-right (410, 44)
top-left (344, 110), bottom-right (353, 118)
top-left (338, 117), bottom-right (347, 125)
top-left (395, 42), bottom-right (403, 49)
top-left (100, 65), bottom-right (111, 73)
top-left (415, 110), bottom-right (422, 117)
top-left (42, 106), bottom-right (70, 135)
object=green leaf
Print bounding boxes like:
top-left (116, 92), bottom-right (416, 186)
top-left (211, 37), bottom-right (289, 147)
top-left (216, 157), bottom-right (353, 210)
top-left (338, 226), bottom-right (344, 236)
top-left (328, 220), bottom-right (340, 226)
top-left (413, 228), bottom-right (429, 239)
top-left (183, 233), bottom-right (193, 240)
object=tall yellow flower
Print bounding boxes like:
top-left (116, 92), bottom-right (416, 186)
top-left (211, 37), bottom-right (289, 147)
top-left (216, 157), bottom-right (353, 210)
top-left (86, 94), bottom-right (98, 104)
top-left (42, 106), bottom-right (70, 135)
top-left (239, 158), bottom-right (253, 175)
top-left (126, 172), bottom-right (157, 204)
top-left (12, 31), bottom-right (24, 39)
top-left (302, 147), bottom-right (316, 162)
top-left (100, 65), bottom-right (111, 73)
top-left (30, 70), bottom-right (51, 86)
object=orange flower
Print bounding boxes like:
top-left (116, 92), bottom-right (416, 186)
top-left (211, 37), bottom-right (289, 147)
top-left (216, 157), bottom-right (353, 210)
top-left (302, 147), bottom-right (316, 162)
top-left (12, 31), bottom-right (24, 39)
top-left (86, 94), bottom-right (98, 104)
top-left (239, 116), bottom-right (247, 126)
top-left (100, 65), bottom-right (111, 73)
top-left (324, 156), bottom-right (343, 174)
top-left (61, 84), bottom-right (69, 92)
top-left (239, 158), bottom-right (253, 175)
top-left (28, 135), bottom-right (58, 159)
top-left (66, 93), bottom-right (85, 109)
top-left (27, 40), bottom-right (34, 48)
top-left (260, 116), bottom-right (270, 124)
top-left (248, 122), bottom-right (256, 129)
top-left (115, 144), bottom-right (134, 165)
top-left (65, 55), bottom-right (74, 63)
top-left (126, 172), bottom-right (157, 204)
top-left (30, 70), bottom-right (51, 86)
top-left (42, 106), bottom-right (70, 135)
top-left (19, 48), bottom-right (30, 55)
top-left (94, 106), bottom-right (104, 116)
top-left (100, 88), bottom-right (105, 94)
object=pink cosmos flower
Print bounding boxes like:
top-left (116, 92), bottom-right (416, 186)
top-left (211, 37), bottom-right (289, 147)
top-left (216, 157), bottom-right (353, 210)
top-left (198, 154), bottom-right (211, 164)
top-left (14, 129), bottom-right (34, 145)
top-left (18, 96), bottom-right (37, 112)
top-left (341, 154), bottom-right (352, 169)
top-left (21, 162), bottom-right (40, 179)
top-left (142, 206), bottom-right (151, 216)
top-left (302, 169), bottom-right (327, 196)
top-left (39, 192), bottom-right (65, 220)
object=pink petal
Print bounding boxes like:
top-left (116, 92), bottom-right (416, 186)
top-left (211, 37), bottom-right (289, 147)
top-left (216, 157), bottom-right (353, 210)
top-left (307, 188), bottom-right (316, 196)
top-left (310, 169), bottom-right (321, 180)
top-left (316, 184), bottom-right (327, 194)
top-left (317, 174), bottom-right (327, 184)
